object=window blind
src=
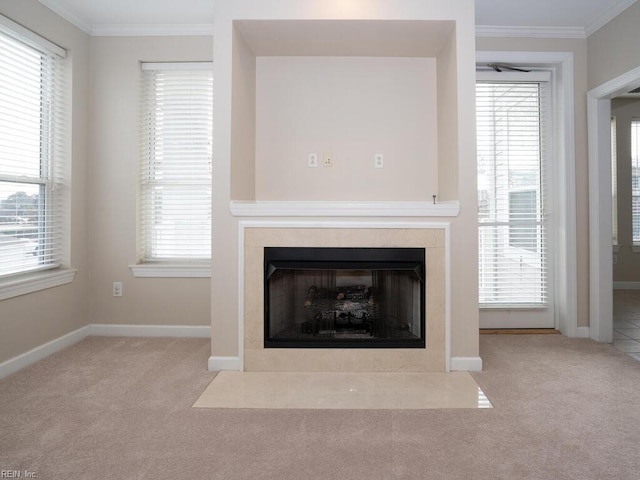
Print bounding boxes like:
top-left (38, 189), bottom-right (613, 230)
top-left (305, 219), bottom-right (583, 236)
top-left (476, 80), bottom-right (549, 307)
top-left (0, 18), bottom-right (67, 278)
top-left (139, 63), bottom-right (213, 262)
top-left (632, 119), bottom-right (640, 245)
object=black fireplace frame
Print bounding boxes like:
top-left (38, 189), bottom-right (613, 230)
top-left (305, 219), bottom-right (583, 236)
top-left (264, 247), bottom-right (426, 349)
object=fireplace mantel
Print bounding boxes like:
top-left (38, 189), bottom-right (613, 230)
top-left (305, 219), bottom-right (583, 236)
top-left (229, 200), bottom-right (460, 217)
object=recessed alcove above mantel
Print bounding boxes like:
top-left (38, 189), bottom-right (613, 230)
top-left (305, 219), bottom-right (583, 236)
top-left (229, 17), bottom-right (461, 205)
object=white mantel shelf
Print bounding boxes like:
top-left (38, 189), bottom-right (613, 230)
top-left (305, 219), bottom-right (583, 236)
top-left (229, 200), bottom-right (460, 217)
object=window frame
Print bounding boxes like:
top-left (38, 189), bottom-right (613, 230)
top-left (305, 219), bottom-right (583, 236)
top-left (0, 15), bottom-right (75, 300)
top-left (131, 61), bottom-right (213, 279)
top-left (476, 70), bottom-right (553, 310)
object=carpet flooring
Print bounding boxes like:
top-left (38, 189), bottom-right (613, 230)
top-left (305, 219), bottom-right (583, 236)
top-left (1, 335), bottom-right (639, 479)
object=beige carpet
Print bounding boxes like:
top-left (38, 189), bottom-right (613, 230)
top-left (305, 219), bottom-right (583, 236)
top-left (193, 371), bottom-right (492, 409)
top-left (1, 335), bottom-right (640, 479)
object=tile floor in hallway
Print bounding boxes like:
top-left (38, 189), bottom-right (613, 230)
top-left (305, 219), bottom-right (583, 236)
top-left (613, 290), bottom-right (640, 361)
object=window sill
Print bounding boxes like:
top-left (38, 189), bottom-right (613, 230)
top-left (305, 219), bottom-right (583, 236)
top-left (129, 264), bottom-right (211, 278)
top-left (633, 245), bottom-right (640, 253)
top-left (0, 268), bottom-right (77, 301)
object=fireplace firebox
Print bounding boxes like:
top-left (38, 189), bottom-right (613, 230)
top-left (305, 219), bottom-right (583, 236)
top-left (264, 247), bottom-right (425, 348)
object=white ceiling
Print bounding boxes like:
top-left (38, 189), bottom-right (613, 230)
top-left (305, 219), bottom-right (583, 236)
top-left (38, 0), bottom-right (637, 37)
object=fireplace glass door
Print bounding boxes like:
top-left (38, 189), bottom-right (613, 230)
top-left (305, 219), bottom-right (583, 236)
top-left (264, 248), bottom-right (425, 348)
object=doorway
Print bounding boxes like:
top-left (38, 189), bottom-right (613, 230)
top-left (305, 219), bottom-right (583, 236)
top-left (587, 65), bottom-right (640, 343)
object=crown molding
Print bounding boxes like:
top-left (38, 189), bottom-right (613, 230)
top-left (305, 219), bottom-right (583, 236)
top-left (91, 23), bottom-right (214, 37)
top-left (476, 25), bottom-right (586, 39)
top-left (38, 0), bottom-right (92, 35)
top-left (585, 0), bottom-right (637, 36)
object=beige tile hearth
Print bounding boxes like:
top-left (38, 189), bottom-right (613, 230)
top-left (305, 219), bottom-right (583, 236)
top-left (193, 371), bottom-right (492, 409)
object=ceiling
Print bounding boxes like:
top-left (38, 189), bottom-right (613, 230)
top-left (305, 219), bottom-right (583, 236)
top-left (38, 0), bottom-right (637, 37)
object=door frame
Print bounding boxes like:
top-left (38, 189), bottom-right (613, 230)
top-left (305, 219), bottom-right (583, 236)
top-left (476, 51), bottom-right (578, 335)
top-left (587, 65), bottom-right (640, 343)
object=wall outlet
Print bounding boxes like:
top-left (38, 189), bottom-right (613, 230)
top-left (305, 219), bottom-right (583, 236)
top-left (308, 153), bottom-right (318, 168)
top-left (374, 153), bottom-right (384, 169)
top-left (323, 152), bottom-right (333, 167)
top-left (113, 281), bottom-right (123, 297)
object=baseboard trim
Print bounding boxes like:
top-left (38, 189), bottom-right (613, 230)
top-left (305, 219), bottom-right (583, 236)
top-left (613, 281), bottom-right (640, 290)
top-left (89, 324), bottom-right (210, 338)
top-left (576, 326), bottom-right (591, 338)
top-left (0, 325), bottom-right (91, 380)
top-left (450, 356), bottom-right (483, 372)
top-left (208, 356), bottom-right (242, 371)
top-left (0, 323), bottom-right (211, 380)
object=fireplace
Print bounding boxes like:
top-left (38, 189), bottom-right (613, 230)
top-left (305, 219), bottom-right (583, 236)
top-left (264, 247), bottom-right (425, 348)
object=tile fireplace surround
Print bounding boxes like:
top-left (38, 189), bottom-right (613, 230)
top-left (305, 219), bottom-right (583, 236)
top-left (241, 223), bottom-right (449, 372)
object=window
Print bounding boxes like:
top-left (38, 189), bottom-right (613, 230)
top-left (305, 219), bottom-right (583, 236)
top-left (0, 17), bottom-right (67, 279)
top-left (632, 119), bottom-right (640, 245)
top-left (476, 79), bottom-right (549, 307)
top-left (138, 63), bottom-right (213, 268)
top-left (509, 190), bottom-right (537, 251)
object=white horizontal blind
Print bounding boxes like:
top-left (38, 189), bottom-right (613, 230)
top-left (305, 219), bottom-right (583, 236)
top-left (0, 20), bottom-right (67, 278)
top-left (477, 81), bottom-right (549, 307)
top-left (139, 63), bottom-right (213, 262)
top-left (632, 119), bottom-right (640, 245)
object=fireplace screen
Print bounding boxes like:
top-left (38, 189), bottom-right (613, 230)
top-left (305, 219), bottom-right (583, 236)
top-left (264, 247), bottom-right (425, 348)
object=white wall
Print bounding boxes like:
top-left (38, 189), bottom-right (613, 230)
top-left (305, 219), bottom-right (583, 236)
top-left (255, 56), bottom-right (438, 201)
top-left (88, 36), bottom-right (212, 327)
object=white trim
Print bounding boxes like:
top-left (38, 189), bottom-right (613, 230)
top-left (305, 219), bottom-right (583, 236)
top-left (591, 66), bottom-right (640, 99)
top-left (585, 0), bottom-right (638, 37)
top-left (208, 356), bottom-right (243, 371)
top-left (585, 64), bottom-right (640, 343)
top-left (0, 325), bottom-right (90, 380)
top-left (37, 0), bottom-right (92, 35)
top-left (476, 51), bottom-right (578, 337)
top-left (141, 62), bottom-right (213, 71)
top-left (0, 13), bottom-right (67, 57)
top-left (90, 324), bottom-right (210, 338)
top-left (475, 25), bottom-right (585, 39)
top-left (576, 326), bottom-right (591, 338)
top-left (236, 220), bottom-right (453, 373)
top-left (91, 24), bottom-right (214, 37)
top-left (130, 264), bottom-right (211, 278)
top-left (230, 200), bottom-right (460, 218)
top-left (450, 357), bottom-right (483, 372)
top-left (613, 281), bottom-right (640, 290)
top-left (476, 71), bottom-right (552, 82)
top-left (0, 269), bottom-right (77, 301)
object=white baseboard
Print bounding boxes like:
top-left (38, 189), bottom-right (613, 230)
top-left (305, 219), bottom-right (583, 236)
top-left (208, 356), bottom-right (242, 371)
top-left (0, 323), bottom-right (211, 380)
top-left (89, 324), bottom-right (210, 338)
top-left (0, 325), bottom-right (91, 380)
top-left (450, 356), bottom-right (483, 372)
top-left (576, 326), bottom-right (591, 338)
top-left (613, 281), bottom-right (640, 290)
